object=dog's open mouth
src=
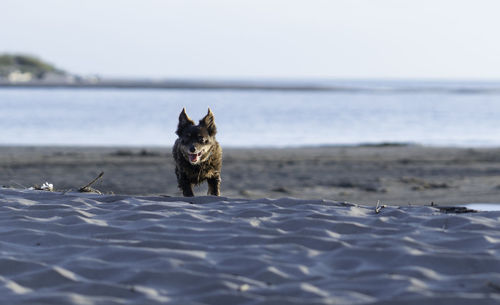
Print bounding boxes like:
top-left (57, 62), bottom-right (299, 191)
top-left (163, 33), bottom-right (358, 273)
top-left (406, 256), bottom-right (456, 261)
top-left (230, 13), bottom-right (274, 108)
top-left (188, 152), bottom-right (203, 163)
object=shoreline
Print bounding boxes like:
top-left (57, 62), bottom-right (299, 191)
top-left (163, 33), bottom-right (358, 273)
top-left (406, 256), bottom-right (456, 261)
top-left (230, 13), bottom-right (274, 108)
top-left (2, 145), bottom-right (500, 206)
top-left (0, 80), bottom-right (351, 92)
top-left (3, 79), bottom-right (500, 94)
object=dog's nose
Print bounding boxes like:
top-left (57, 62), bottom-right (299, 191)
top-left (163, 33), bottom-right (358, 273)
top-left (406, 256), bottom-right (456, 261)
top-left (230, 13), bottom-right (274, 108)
top-left (189, 146), bottom-right (196, 153)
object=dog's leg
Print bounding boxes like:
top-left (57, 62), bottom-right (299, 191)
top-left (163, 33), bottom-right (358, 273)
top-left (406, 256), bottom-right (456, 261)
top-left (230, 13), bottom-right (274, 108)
top-left (180, 179), bottom-right (194, 197)
top-left (207, 175), bottom-right (221, 196)
top-left (177, 171), bottom-right (195, 197)
top-left (182, 185), bottom-right (194, 197)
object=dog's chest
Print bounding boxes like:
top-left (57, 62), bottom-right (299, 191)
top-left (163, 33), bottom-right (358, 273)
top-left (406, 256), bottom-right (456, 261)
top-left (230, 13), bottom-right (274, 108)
top-left (174, 153), bottom-right (218, 181)
top-left (185, 161), bottom-right (218, 183)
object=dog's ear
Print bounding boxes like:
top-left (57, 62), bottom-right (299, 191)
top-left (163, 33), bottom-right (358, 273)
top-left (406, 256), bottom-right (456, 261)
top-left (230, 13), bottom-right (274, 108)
top-left (176, 108), bottom-right (195, 135)
top-left (199, 108), bottom-right (217, 136)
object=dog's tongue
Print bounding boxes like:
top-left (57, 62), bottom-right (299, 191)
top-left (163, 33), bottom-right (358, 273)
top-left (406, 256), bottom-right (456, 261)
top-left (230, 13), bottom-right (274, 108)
top-left (189, 153), bottom-right (198, 162)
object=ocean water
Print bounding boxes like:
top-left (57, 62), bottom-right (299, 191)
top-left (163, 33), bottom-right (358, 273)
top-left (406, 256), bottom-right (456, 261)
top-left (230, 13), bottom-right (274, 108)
top-left (2, 80), bottom-right (500, 147)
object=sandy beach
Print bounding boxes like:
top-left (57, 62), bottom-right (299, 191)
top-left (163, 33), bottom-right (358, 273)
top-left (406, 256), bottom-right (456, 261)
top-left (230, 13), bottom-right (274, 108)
top-left (1, 145), bottom-right (500, 304)
top-left (2, 145), bottom-right (500, 206)
top-left (0, 188), bottom-right (499, 304)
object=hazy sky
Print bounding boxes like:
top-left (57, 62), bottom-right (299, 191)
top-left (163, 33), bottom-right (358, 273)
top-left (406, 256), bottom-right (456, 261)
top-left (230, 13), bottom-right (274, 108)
top-left (1, 0), bottom-right (500, 79)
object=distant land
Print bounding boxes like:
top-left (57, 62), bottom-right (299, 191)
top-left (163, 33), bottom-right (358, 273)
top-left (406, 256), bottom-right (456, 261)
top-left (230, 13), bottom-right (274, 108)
top-left (3, 54), bottom-right (500, 93)
top-left (0, 53), bottom-right (100, 85)
top-left (0, 55), bottom-right (335, 91)
top-left (0, 53), bottom-right (340, 91)
top-left (0, 54), bottom-right (66, 81)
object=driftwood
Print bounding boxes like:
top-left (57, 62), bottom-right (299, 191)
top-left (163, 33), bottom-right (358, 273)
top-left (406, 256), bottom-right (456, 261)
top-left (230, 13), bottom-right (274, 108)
top-left (375, 200), bottom-right (387, 214)
top-left (78, 172), bottom-right (104, 194)
top-left (438, 206), bottom-right (477, 214)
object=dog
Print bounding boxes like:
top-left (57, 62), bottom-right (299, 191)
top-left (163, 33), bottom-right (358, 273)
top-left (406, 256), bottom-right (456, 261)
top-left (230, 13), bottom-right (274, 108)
top-left (172, 108), bottom-right (222, 196)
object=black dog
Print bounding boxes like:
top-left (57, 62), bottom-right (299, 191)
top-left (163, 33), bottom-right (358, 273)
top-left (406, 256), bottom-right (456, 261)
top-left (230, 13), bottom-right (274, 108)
top-left (172, 108), bottom-right (222, 196)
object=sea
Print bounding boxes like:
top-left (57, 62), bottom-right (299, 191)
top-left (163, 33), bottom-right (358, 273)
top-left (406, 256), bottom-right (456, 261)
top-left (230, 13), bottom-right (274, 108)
top-left (2, 79), bottom-right (500, 148)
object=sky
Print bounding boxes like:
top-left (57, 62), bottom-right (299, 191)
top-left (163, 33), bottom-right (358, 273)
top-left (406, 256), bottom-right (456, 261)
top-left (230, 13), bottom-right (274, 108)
top-left (1, 0), bottom-right (500, 79)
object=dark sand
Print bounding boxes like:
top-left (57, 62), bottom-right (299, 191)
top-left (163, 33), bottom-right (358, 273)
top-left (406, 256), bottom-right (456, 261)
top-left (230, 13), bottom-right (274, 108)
top-left (2, 145), bottom-right (500, 206)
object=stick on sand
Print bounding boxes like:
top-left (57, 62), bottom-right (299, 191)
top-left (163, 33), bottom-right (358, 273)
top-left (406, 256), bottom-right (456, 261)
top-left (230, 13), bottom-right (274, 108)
top-left (375, 200), bottom-right (386, 214)
top-left (79, 172), bottom-right (104, 194)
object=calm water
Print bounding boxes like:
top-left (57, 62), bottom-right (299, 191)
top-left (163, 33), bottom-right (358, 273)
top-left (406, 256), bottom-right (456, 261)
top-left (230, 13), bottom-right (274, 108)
top-left (2, 81), bottom-right (500, 147)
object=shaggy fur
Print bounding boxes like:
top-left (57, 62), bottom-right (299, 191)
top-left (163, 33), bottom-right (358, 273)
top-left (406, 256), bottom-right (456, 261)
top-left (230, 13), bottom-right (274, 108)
top-left (172, 108), bottom-right (222, 196)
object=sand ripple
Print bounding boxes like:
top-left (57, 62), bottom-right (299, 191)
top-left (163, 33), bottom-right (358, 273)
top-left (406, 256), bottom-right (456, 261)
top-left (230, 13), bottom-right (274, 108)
top-left (0, 188), bottom-right (499, 304)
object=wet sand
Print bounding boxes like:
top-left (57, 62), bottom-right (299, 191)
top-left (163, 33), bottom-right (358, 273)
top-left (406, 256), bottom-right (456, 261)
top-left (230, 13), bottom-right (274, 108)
top-left (2, 145), bottom-right (500, 206)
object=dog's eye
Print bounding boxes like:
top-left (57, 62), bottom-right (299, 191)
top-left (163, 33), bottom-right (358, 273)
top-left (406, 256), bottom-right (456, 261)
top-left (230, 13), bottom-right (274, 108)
top-left (198, 137), bottom-right (206, 143)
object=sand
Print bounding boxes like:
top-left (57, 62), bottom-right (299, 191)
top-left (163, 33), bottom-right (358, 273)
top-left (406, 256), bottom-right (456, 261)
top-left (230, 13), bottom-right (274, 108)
top-left (0, 188), bottom-right (499, 305)
top-left (1, 146), bottom-right (500, 304)
top-left (2, 145), bottom-right (500, 206)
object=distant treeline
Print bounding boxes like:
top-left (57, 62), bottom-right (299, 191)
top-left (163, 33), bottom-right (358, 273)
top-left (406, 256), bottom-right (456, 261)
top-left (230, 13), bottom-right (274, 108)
top-left (0, 54), bottom-right (66, 78)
